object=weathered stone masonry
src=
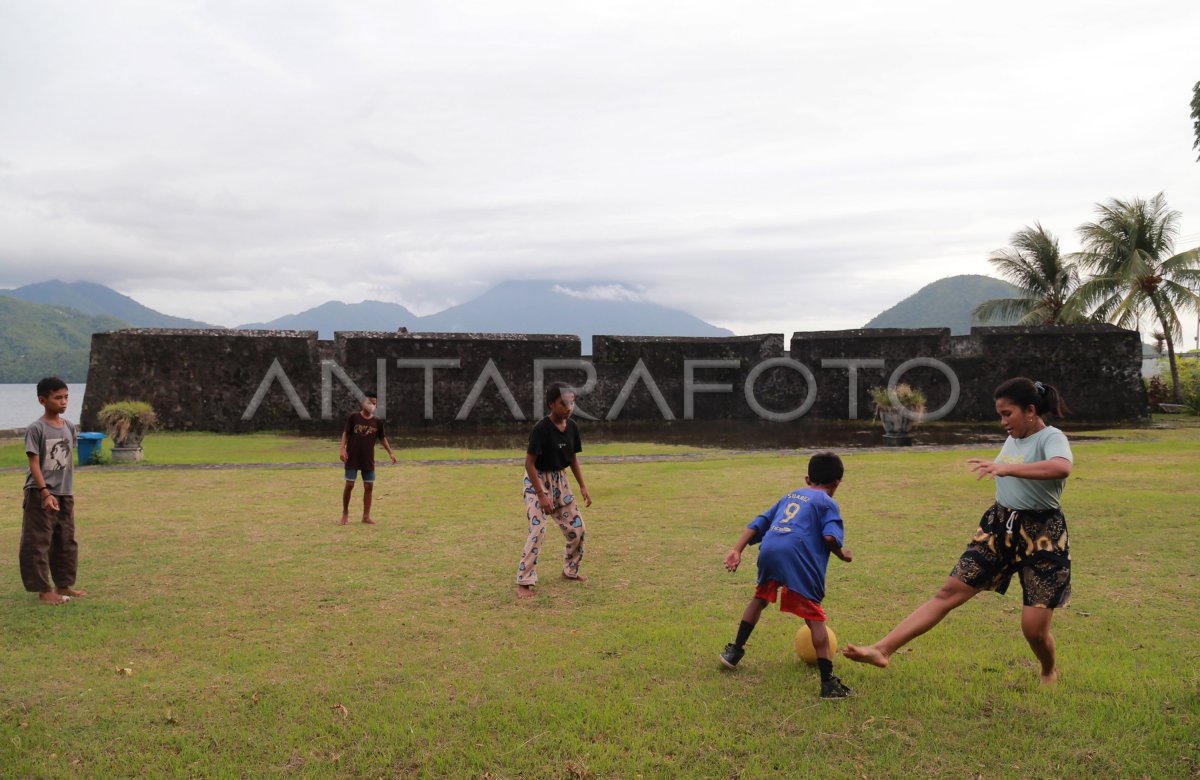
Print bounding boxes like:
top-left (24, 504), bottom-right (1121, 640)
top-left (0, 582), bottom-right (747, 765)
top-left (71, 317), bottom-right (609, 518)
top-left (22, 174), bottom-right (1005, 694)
top-left (80, 325), bottom-right (1148, 431)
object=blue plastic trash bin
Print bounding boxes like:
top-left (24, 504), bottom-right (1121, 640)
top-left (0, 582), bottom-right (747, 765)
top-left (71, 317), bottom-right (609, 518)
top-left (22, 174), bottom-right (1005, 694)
top-left (77, 432), bottom-right (107, 466)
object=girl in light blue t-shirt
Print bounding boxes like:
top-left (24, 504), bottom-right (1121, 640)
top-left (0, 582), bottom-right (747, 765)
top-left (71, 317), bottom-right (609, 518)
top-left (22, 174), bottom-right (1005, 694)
top-left (845, 377), bottom-right (1072, 687)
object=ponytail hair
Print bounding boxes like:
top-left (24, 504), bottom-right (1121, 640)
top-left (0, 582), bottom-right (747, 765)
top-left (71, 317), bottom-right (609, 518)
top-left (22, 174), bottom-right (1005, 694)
top-left (994, 377), bottom-right (1069, 419)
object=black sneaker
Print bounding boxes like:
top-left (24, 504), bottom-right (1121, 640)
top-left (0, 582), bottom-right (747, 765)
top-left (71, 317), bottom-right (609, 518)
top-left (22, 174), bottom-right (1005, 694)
top-left (719, 643), bottom-right (745, 669)
top-left (820, 675), bottom-right (853, 699)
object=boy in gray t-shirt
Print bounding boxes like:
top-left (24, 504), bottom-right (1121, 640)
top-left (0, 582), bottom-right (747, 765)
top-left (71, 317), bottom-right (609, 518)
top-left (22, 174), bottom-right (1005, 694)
top-left (19, 377), bottom-right (86, 605)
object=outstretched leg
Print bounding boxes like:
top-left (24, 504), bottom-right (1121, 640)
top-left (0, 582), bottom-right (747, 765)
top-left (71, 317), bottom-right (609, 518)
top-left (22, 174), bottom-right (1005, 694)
top-left (844, 576), bottom-right (978, 668)
top-left (1021, 605), bottom-right (1058, 685)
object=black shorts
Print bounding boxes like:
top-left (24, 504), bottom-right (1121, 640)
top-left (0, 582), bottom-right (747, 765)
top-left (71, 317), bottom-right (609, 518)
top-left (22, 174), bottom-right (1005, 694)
top-left (949, 502), bottom-right (1071, 609)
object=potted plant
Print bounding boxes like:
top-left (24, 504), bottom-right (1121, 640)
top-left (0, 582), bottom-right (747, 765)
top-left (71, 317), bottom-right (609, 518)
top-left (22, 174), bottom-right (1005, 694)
top-left (97, 401), bottom-right (158, 463)
top-left (870, 383), bottom-right (926, 445)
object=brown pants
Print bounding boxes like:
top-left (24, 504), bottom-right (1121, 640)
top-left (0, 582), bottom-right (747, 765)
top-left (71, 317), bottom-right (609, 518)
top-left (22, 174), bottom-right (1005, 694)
top-left (19, 490), bottom-right (77, 593)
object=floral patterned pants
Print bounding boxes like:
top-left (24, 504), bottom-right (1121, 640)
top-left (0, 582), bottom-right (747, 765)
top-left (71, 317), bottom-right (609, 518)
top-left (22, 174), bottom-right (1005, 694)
top-left (516, 469), bottom-right (586, 586)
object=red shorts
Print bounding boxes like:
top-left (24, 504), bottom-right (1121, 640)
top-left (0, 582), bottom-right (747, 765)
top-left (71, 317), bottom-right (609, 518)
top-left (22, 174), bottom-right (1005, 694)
top-left (754, 580), bottom-right (826, 621)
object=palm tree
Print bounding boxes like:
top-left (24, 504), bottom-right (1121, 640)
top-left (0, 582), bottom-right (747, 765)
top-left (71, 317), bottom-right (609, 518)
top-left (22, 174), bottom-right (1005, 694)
top-left (1192, 80), bottom-right (1200, 161)
top-left (973, 223), bottom-right (1091, 326)
top-left (1075, 193), bottom-right (1200, 403)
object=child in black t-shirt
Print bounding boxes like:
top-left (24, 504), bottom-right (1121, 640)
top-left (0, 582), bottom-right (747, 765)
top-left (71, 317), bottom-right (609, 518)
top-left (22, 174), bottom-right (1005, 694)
top-left (338, 391), bottom-right (396, 525)
top-left (516, 382), bottom-right (592, 599)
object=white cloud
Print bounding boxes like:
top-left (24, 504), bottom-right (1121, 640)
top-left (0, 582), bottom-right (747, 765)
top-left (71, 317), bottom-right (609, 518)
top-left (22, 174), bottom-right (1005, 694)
top-left (1, 0), bottom-right (1198, 333)
top-left (551, 284), bottom-right (645, 303)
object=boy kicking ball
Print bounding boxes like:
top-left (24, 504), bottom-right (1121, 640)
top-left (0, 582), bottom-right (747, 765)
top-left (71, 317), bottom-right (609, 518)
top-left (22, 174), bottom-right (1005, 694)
top-left (720, 452), bottom-right (854, 699)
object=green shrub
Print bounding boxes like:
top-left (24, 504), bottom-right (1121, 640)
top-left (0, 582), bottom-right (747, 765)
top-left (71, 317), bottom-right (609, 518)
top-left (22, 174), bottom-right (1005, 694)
top-left (1185, 390), bottom-right (1200, 416)
top-left (869, 383), bottom-right (927, 411)
top-left (1153, 356), bottom-right (1200, 400)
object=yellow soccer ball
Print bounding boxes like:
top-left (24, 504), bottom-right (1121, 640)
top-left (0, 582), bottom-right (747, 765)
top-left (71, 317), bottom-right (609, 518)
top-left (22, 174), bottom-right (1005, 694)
top-left (795, 624), bottom-right (837, 666)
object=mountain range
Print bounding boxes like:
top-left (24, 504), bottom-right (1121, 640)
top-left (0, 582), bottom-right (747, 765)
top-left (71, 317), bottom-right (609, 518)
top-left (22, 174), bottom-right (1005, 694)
top-left (240, 280), bottom-right (735, 345)
top-left (239, 299), bottom-right (419, 337)
top-left (1, 274), bottom-right (1026, 382)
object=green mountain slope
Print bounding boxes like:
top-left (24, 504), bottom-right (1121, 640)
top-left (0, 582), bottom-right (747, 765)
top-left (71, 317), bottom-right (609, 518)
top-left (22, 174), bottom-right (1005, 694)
top-left (3, 280), bottom-right (216, 329)
top-left (0, 295), bottom-right (129, 382)
top-left (864, 275), bottom-right (1022, 335)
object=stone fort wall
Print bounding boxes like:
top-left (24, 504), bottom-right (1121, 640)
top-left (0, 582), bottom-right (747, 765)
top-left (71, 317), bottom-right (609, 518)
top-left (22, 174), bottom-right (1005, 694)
top-left (79, 325), bottom-right (1148, 431)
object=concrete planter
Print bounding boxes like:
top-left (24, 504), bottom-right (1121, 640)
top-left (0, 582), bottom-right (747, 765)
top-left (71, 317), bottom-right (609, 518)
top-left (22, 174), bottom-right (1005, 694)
top-left (877, 406), bottom-right (922, 446)
top-left (111, 446), bottom-right (144, 463)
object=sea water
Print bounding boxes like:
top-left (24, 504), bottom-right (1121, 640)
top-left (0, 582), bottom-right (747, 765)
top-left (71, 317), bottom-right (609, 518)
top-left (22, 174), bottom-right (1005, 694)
top-left (0, 384), bottom-right (88, 430)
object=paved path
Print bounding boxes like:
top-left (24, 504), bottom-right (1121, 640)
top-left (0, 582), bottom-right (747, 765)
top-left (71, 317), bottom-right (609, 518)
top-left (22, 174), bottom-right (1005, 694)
top-left (0, 442), bottom-right (1011, 475)
top-left (0, 452), bottom-right (711, 474)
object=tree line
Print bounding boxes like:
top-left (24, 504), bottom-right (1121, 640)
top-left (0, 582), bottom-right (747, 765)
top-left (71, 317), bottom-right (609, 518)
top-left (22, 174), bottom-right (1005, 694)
top-left (974, 192), bottom-right (1200, 403)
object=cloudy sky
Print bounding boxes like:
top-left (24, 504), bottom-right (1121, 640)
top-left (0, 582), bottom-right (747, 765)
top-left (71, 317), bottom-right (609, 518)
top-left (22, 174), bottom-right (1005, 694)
top-left (1, 1), bottom-right (1198, 336)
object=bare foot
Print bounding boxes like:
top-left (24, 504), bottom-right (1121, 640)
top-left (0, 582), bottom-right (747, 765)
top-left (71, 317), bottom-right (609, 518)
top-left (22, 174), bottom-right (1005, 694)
top-left (338, 514), bottom-right (349, 526)
top-left (361, 516), bottom-right (376, 525)
top-left (562, 573), bottom-right (588, 583)
top-left (55, 587), bottom-right (87, 597)
top-left (516, 584), bottom-right (536, 599)
top-left (842, 643), bottom-right (890, 669)
top-left (1040, 668), bottom-right (1059, 687)
top-left (38, 591), bottom-right (70, 605)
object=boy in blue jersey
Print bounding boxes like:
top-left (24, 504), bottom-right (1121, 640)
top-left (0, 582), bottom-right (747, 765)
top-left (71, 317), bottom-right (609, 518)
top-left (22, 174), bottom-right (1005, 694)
top-left (720, 452), bottom-right (854, 699)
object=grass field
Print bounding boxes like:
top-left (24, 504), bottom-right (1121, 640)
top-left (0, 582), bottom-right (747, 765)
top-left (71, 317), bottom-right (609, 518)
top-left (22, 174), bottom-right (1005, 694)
top-left (0, 432), bottom-right (706, 469)
top-left (1, 421), bottom-right (1197, 778)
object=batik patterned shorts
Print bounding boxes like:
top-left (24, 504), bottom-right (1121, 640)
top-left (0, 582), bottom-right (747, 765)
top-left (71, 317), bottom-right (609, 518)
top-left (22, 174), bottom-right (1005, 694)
top-left (950, 502), bottom-right (1071, 608)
